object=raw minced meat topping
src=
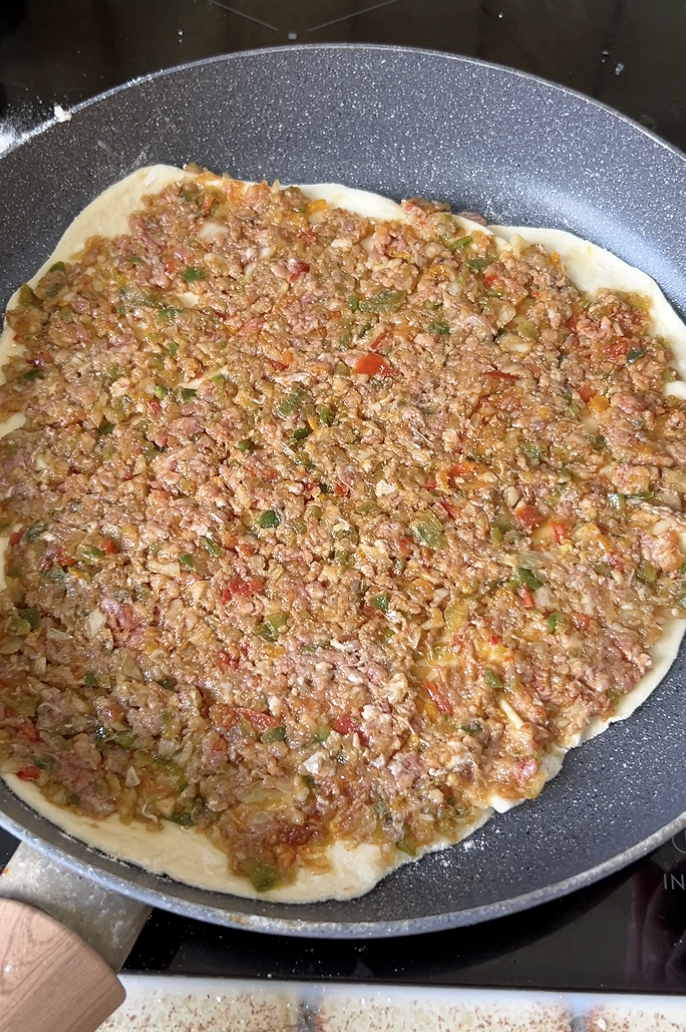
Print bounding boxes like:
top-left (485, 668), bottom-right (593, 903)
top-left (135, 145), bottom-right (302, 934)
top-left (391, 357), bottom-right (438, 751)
top-left (1, 170), bottom-right (686, 892)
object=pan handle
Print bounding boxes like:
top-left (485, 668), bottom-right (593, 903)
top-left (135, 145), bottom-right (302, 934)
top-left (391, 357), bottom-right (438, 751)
top-left (0, 896), bottom-right (125, 1032)
top-left (0, 841), bottom-right (151, 1032)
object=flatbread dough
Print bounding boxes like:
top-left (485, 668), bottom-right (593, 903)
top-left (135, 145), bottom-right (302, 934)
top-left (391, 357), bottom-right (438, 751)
top-left (2, 165), bottom-right (685, 902)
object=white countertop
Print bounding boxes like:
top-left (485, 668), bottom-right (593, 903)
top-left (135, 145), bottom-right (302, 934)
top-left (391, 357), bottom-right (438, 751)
top-left (102, 977), bottom-right (686, 1031)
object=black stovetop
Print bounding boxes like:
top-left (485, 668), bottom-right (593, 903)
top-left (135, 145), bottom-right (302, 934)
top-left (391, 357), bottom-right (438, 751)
top-left (2, 0), bottom-right (686, 995)
top-left (3, 0), bottom-right (686, 152)
top-left (2, 829), bottom-right (686, 992)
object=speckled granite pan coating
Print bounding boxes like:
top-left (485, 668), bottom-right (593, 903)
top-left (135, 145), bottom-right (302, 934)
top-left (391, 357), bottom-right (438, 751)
top-left (1, 45), bottom-right (685, 937)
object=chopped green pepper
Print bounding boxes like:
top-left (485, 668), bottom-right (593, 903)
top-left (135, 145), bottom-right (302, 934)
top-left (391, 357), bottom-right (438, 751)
top-left (179, 553), bottom-right (194, 569)
top-left (302, 640), bottom-right (328, 654)
top-left (427, 321), bottom-right (451, 335)
top-left (413, 511), bottom-right (446, 549)
top-left (142, 441), bottom-right (162, 461)
top-left (82, 545), bottom-right (106, 560)
top-left (168, 812), bottom-right (194, 826)
top-left (374, 797), bottom-right (391, 819)
top-left (546, 612), bottom-right (560, 633)
top-left (278, 387), bottom-right (305, 417)
top-left (626, 348), bottom-right (645, 364)
top-left (637, 560), bottom-right (657, 584)
top-left (247, 862), bottom-right (282, 892)
top-left (261, 725), bottom-right (287, 743)
top-left (396, 835), bottom-right (417, 856)
top-left (41, 567), bottom-right (64, 582)
top-left (449, 235), bottom-right (472, 251)
top-left (113, 730), bottom-right (136, 749)
top-left (465, 258), bottom-right (489, 271)
top-left (460, 720), bottom-right (483, 735)
top-left (24, 522), bottom-right (48, 543)
top-left (179, 388), bottom-right (197, 402)
top-left (512, 316), bottom-right (539, 340)
top-left (515, 567), bottom-right (543, 590)
top-left (156, 678), bottom-right (177, 690)
top-left (358, 289), bottom-right (406, 313)
top-left (522, 442), bottom-right (542, 467)
top-left (255, 611), bottom-right (288, 641)
top-left (18, 284), bottom-right (40, 308)
top-left (254, 622), bottom-right (276, 642)
top-left (201, 536), bottom-right (221, 557)
top-left (259, 509), bottom-right (282, 529)
top-left (483, 668), bottom-right (504, 689)
top-left (154, 384), bottom-right (169, 399)
top-left (98, 421), bottom-right (115, 436)
top-left (370, 592), bottom-right (390, 613)
top-left (182, 266), bottom-right (206, 282)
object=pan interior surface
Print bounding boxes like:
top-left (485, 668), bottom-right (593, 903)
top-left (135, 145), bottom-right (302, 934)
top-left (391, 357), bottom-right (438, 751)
top-left (1, 45), bottom-right (686, 936)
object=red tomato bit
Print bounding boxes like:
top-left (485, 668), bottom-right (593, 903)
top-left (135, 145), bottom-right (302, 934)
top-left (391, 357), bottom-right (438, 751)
top-left (331, 713), bottom-right (369, 745)
top-left (448, 462), bottom-right (475, 477)
top-left (216, 649), bottom-right (240, 671)
top-left (221, 576), bottom-right (264, 602)
top-left (352, 353), bottom-right (392, 377)
top-left (17, 720), bottom-right (41, 741)
top-left (424, 680), bottom-right (453, 715)
top-left (515, 504), bottom-right (543, 531)
top-left (551, 521), bottom-right (567, 544)
top-left (236, 709), bottom-right (279, 733)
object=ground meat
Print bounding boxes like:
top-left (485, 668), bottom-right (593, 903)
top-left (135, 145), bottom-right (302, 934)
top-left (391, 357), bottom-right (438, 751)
top-left (1, 170), bottom-right (685, 893)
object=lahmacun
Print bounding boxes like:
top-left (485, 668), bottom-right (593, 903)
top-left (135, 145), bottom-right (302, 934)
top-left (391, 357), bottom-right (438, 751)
top-left (1, 165), bottom-right (685, 902)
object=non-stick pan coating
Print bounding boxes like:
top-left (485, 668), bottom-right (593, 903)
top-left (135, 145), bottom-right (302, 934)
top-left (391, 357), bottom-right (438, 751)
top-left (1, 45), bottom-right (685, 937)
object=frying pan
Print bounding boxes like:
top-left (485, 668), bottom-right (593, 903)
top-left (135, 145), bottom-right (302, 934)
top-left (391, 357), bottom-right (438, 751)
top-left (1, 44), bottom-right (686, 943)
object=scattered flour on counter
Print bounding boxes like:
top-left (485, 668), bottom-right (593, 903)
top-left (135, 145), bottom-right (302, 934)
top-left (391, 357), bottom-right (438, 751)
top-left (0, 124), bottom-right (21, 155)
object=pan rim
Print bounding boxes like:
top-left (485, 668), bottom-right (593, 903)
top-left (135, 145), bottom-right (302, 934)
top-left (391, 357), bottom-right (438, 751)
top-left (1, 800), bottom-right (685, 938)
top-left (5, 42), bottom-right (686, 176)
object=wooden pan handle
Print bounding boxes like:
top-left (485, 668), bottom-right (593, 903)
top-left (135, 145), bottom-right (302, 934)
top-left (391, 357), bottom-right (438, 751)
top-left (0, 897), bottom-right (125, 1032)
